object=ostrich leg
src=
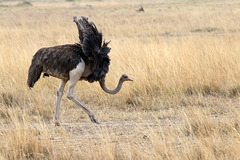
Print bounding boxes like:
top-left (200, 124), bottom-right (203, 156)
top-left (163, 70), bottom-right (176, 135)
top-left (67, 83), bottom-right (99, 124)
top-left (66, 62), bottom-right (99, 124)
top-left (54, 80), bottom-right (67, 126)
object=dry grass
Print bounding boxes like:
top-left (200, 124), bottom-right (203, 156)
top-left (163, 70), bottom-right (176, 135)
top-left (1, 0), bottom-right (240, 159)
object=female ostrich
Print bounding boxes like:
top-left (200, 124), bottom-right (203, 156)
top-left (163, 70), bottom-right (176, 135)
top-left (27, 16), bottom-right (132, 126)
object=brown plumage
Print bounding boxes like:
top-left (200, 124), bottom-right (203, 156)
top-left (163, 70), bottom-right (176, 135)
top-left (27, 44), bottom-right (86, 87)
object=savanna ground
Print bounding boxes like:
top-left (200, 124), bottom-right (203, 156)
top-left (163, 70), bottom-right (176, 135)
top-left (1, 0), bottom-right (240, 159)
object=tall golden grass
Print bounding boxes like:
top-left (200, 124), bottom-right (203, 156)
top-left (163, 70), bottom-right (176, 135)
top-left (0, 0), bottom-right (240, 159)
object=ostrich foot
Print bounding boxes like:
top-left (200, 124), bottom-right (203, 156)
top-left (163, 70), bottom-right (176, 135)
top-left (55, 121), bottom-right (61, 126)
top-left (89, 115), bottom-right (100, 124)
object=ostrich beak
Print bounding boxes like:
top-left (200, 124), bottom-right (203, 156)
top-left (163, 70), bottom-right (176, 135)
top-left (127, 78), bottom-right (133, 81)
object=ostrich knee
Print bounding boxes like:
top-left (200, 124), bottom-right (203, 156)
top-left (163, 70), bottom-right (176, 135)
top-left (57, 90), bottom-right (63, 97)
top-left (66, 93), bottom-right (74, 100)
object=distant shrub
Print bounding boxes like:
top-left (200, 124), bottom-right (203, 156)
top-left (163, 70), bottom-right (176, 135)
top-left (16, 1), bottom-right (33, 7)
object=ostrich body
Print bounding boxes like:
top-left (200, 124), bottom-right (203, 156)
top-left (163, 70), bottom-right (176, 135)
top-left (27, 16), bottom-right (132, 126)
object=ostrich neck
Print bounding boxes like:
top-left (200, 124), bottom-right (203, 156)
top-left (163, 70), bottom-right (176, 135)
top-left (99, 78), bottom-right (123, 94)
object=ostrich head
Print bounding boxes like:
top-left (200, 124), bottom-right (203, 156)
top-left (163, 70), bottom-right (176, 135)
top-left (120, 74), bottom-right (133, 82)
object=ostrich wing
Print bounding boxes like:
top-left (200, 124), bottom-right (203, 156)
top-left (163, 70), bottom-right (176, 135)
top-left (73, 16), bottom-right (84, 44)
top-left (73, 16), bottom-right (111, 83)
top-left (74, 16), bottom-right (102, 59)
top-left (87, 40), bottom-right (111, 82)
top-left (81, 17), bottom-right (104, 60)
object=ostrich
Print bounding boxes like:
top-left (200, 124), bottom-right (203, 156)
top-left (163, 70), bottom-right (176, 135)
top-left (137, 5), bottom-right (144, 12)
top-left (27, 16), bottom-right (133, 126)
